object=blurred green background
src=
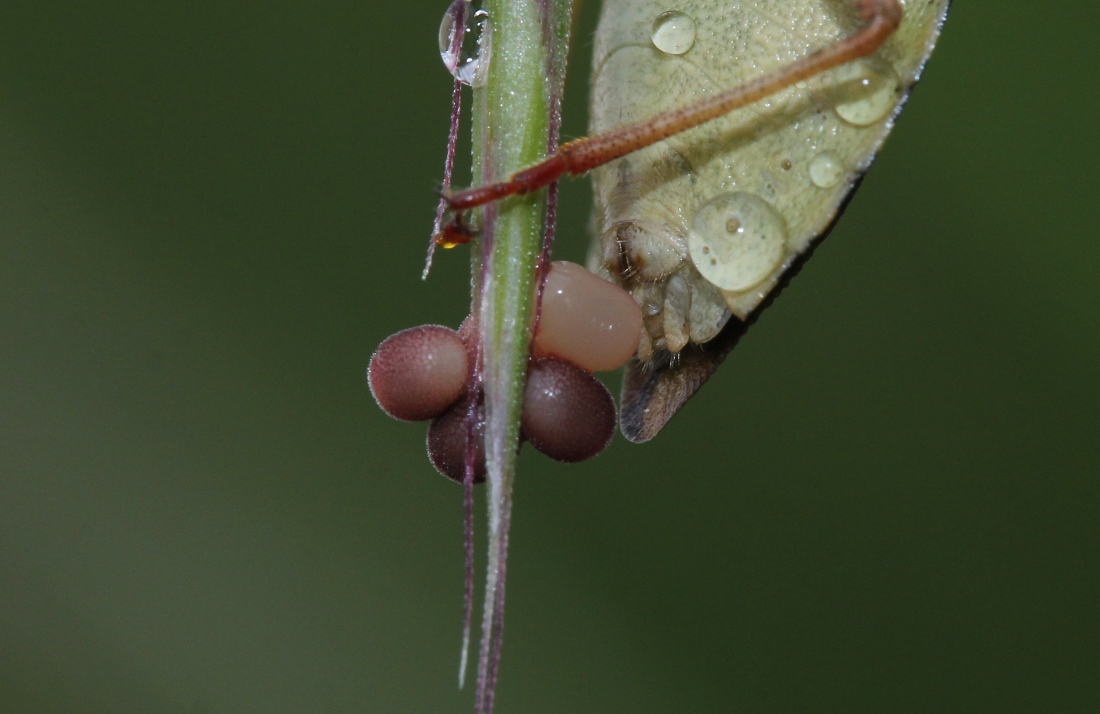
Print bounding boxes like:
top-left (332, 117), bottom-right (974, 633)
top-left (1, 1), bottom-right (1097, 712)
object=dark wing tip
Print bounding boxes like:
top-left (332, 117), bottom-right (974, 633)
top-left (616, 179), bottom-right (864, 443)
top-left (616, 146), bottom-right (881, 443)
top-left (619, 317), bottom-right (750, 443)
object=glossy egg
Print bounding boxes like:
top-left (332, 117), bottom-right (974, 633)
top-left (533, 261), bottom-right (643, 373)
top-left (522, 357), bottom-right (616, 463)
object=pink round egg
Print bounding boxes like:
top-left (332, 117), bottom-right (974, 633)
top-left (368, 325), bottom-right (469, 422)
top-left (533, 261), bottom-right (642, 373)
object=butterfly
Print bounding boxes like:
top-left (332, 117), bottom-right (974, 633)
top-left (447, 0), bottom-right (948, 441)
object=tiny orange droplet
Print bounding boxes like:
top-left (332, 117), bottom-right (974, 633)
top-left (434, 220), bottom-right (474, 249)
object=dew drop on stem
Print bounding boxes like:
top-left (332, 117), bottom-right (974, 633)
top-left (438, 0), bottom-right (492, 88)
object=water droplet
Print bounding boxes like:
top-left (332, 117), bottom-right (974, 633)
top-left (438, 0), bottom-right (467, 73)
top-left (809, 151), bottom-right (844, 188)
top-left (651, 12), bottom-right (697, 55)
top-left (688, 193), bottom-right (789, 292)
top-left (834, 60), bottom-right (899, 126)
top-left (438, 0), bottom-right (492, 87)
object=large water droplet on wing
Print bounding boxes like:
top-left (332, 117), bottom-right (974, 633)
top-left (688, 193), bottom-right (789, 292)
top-left (651, 11), bottom-right (697, 55)
top-left (834, 60), bottom-right (900, 126)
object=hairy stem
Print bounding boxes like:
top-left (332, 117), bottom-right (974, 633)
top-left (468, 0), bottom-right (571, 711)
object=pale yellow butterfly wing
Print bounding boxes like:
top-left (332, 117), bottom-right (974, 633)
top-left (587, 0), bottom-right (949, 441)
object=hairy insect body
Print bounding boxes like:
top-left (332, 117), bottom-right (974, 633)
top-left (589, 0), bottom-right (949, 441)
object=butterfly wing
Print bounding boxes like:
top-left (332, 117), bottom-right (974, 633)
top-left (588, 0), bottom-right (949, 442)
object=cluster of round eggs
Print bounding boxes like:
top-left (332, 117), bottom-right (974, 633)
top-left (368, 261), bottom-right (643, 483)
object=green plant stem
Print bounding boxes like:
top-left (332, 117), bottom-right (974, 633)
top-left (468, 0), bottom-right (571, 710)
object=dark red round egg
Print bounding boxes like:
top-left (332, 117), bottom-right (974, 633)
top-left (427, 397), bottom-right (486, 484)
top-left (522, 357), bottom-right (616, 463)
top-left (368, 325), bottom-right (469, 421)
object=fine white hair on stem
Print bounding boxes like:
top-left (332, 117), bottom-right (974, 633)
top-left (465, 1), bottom-right (573, 711)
